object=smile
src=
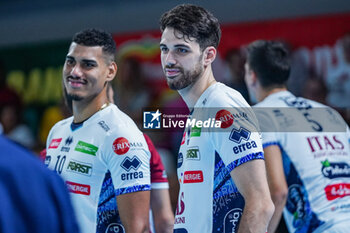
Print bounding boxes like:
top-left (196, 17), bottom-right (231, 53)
top-left (67, 77), bottom-right (87, 88)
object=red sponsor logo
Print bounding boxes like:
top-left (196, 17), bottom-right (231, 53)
top-left (215, 109), bottom-right (234, 128)
top-left (181, 132), bottom-right (186, 145)
top-left (66, 181), bottom-right (90, 195)
top-left (49, 138), bottom-right (62, 149)
top-left (325, 183), bottom-right (350, 201)
top-left (183, 170), bottom-right (204, 183)
top-left (113, 137), bottom-right (130, 155)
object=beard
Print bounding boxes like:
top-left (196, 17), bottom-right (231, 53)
top-left (165, 56), bottom-right (204, 90)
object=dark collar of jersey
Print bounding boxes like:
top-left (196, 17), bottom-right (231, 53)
top-left (71, 121), bottom-right (84, 131)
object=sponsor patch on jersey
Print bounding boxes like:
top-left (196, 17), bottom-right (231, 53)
top-left (74, 141), bottom-right (98, 156)
top-left (325, 183), bottom-right (350, 201)
top-left (190, 126), bottom-right (201, 137)
top-left (183, 170), bottom-right (203, 183)
top-left (177, 153), bottom-right (183, 168)
top-left (173, 229), bottom-right (188, 233)
top-left (215, 109), bottom-right (234, 129)
top-left (186, 146), bottom-right (200, 160)
top-left (98, 120), bottom-right (110, 132)
top-left (229, 127), bottom-right (251, 143)
top-left (66, 159), bottom-right (92, 176)
top-left (61, 137), bottom-right (73, 152)
top-left (321, 160), bottom-right (350, 179)
top-left (112, 137), bottom-right (130, 155)
top-left (223, 208), bottom-right (242, 233)
top-left (49, 138), bottom-right (62, 149)
top-left (44, 155), bottom-right (51, 166)
top-left (66, 181), bottom-right (90, 195)
top-left (233, 141), bottom-right (257, 154)
top-left (121, 156), bottom-right (141, 171)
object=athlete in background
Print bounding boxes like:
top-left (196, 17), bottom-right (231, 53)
top-left (46, 28), bottom-right (151, 233)
top-left (159, 4), bottom-right (274, 233)
top-left (245, 40), bottom-right (350, 233)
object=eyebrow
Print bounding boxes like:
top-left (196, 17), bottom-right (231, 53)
top-left (66, 56), bottom-right (97, 64)
top-left (159, 43), bottom-right (191, 49)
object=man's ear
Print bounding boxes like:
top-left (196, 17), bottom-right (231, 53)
top-left (203, 46), bottom-right (217, 66)
top-left (107, 62), bottom-right (117, 82)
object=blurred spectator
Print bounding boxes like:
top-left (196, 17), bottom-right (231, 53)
top-left (0, 62), bottom-right (35, 149)
top-left (225, 48), bottom-right (250, 102)
top-left (114, 57), bottom-right (150, 126)
top-left (0, 134), bottom-right (80, 233)
top-left (301, 74), bottom-right (328, 104)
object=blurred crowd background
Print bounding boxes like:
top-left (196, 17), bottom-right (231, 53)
top-left (1, 0), bottom-right (350, 210)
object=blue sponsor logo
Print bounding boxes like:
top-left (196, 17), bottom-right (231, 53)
top-left (65, 136), bottom-right (73, 146)
top-left (233, 141), bottom-right (257, 154)
top-left (321, 160), bottom-right (350, 179)
top-left (229, 127), bottom-right (251, 143)
top-left (178, 153), bottom-right (183, 168)
top-left (105, 223), bottom-right (125, 233)
top-left (143, 109), bottom-right (161, 129)
top-left (224, 208), bottom-right (242, 233)
top-left (121, 156), bottom-right (141, 172)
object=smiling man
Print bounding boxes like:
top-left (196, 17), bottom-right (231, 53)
top-left (46, 28), bottom-right (151, 233)
top-left (159, 4), bottom-right (274, 233)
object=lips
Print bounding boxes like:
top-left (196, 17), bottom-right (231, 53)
top-left (67, 77), bottom-right (87, 88)
top-left (165, 68), bottom-right (181, 78)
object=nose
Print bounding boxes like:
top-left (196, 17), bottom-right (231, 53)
top-left (164, 51), bottom-right (176, 67)
top-left (70, 64), bottom-right (83, 78)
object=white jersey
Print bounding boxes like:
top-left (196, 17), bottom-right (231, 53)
top-left (46, 104), bottom-right (151, 233)
top-left (174, 83), bottom-right (264, 233)
top-left (255, 91), bottom-right (350, 233)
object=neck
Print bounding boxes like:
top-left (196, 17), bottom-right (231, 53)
top-left (72, 90), bottom-right (109, 123)
top-left (260, 87), bottom-right (287, 101)
top-left (178, 66), bottom-right (216, 109)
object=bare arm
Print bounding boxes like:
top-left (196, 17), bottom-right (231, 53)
top-left (151, 189), bottom-right (174, 233)
top-left (264, 145), bottom-right (288, 233)
top-left (231, 159), bottom-right (274, 233)
top-left (117, 190), bottom-right (151, 233)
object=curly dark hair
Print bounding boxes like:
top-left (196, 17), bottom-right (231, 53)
top-left (159, 4), bottom-right (221, 50)
top-left (72, 28), bottom-right (116, 62)
top-left (247, 40), bottom-right (291, 88)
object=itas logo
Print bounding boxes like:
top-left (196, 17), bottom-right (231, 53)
top-left (224, 208), bottom-right (242, 233)
top-left (105, 223), bottom-right (125, 233)
top-left (66, 181), bottom-right (90, 195)
top-left (307, 135), bottom-right (345, 153)
top-left (325, 183), bottom-right (350, 201)
top-left (233, 141), bottom-right (257, 154)
top-left (143, 109), bottom-right (161, 129)
top-left (66, 159), bottom-right (92, 177)
top-left (49, 138), bottom-right (62, 149)
top-left (98, 121), bottom-right (110, 132)
top-left (175, 192), bottom-right (185, 224)
top-left (321, 160), bottom-right (350, 179)
top-left (186, 146), bottom-right (200, 160)
top-left (113, 137), bottom-right (130, 155)
top-left (75, 141), bottom-right (98, 156)
top-left (229, 127), bottom-right (251, 143)
top-left (121, 156), bottom-right (143, 180)
top-left (183, 170), bottom-right (204, 184)
top-left (215, 109), bottom-right (234, 129)
top-left (61, 136), bottom-right (73, 152)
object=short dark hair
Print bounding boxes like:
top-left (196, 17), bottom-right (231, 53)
top-left (159, 4), bottom-right (221, 50)
top-left (247, 40), bottom-right (291, 88)
top-left (72, 28), bottom-right (116, 62)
